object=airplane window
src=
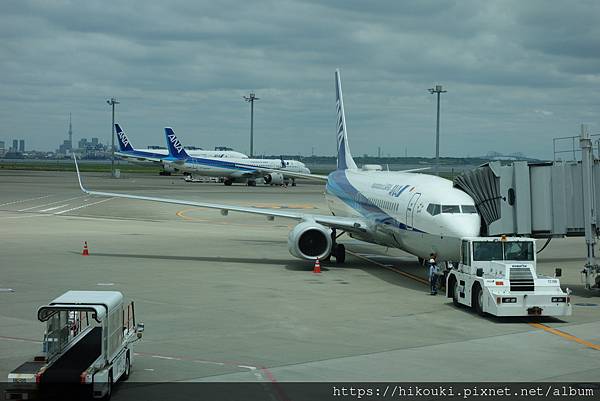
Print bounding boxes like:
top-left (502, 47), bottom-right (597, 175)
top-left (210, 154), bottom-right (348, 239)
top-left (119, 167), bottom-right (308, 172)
top-left (442, 205), bottom-right (460, 214)
top-left (461, 205), bottom-right (477, 214)
top-left (426, 203), bottom-right (441, 216)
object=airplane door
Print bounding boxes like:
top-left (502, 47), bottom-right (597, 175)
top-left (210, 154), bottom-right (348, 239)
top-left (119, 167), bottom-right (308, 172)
top-left (405, 192), bottom-right (422, 230)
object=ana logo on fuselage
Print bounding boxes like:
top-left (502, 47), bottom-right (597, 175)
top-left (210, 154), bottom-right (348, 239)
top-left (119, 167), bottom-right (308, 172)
top-left (168, 134), bottom-right (183, 153)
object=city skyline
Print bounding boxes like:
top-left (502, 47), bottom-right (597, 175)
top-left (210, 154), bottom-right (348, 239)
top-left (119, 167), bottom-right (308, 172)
top-left (1, 1), bottom-right (599, 159)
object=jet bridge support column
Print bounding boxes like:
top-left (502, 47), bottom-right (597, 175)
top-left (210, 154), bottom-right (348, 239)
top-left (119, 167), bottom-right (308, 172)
top-left (580, 124), bottom-right (600, 289)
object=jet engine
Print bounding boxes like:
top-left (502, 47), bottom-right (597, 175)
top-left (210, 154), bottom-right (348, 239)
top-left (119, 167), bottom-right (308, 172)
top-left (288, 221), bottom-right (332, 260)
top-left (264, 172), bottom-right (284, 185)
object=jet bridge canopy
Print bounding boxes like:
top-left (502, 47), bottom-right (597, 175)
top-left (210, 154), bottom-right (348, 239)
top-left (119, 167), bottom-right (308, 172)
top-left (454, 160), bottom-right (600, 238)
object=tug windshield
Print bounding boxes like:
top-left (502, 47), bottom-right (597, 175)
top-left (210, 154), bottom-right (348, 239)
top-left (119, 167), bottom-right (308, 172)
top-left (472, 241), bottom-right (534, 262)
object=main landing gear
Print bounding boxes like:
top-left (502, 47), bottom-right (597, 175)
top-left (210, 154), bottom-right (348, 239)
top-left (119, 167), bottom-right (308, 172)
top-left (327, 228), bottom-right (346, 264)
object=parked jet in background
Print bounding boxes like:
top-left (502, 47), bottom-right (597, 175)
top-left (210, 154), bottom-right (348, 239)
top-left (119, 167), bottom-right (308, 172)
top-left (114, 124), bottom-right (249, 174)
top-left (74, 69), bottom-right (480, 263)
top-left (162, 128), bottom-right (311, 186)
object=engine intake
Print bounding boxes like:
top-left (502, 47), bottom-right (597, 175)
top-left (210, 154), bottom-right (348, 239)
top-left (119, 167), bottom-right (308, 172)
top-left (264, 172), bottom-right (284, 185)
top-left (288, 222), bottom-right (332, 260)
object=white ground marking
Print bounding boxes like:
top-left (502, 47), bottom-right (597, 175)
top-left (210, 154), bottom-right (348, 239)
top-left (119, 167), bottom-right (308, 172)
top-left (0, 195), bottom-right (52, 207)
top-left (39, 204), bottom-right (70, 212)
top-left (54, 197), bottom-right (115, 215)
top-left (18, 195), bottom-right (87, 211)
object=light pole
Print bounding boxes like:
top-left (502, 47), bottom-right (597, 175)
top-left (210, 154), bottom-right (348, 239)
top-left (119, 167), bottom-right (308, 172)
top-left (243, 92), bottom-right (259, 157)
top-left (106, 97), bottom-right (120, 177)
top-left (428, 85), bottom-right (447, 176)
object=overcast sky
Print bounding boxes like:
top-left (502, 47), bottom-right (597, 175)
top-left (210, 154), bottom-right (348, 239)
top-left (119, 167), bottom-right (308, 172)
top-left (1, 0), bottom-right (599, 159)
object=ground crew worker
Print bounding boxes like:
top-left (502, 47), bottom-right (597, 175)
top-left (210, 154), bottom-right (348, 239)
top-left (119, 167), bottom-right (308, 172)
top-left (428, 256), bottom-right (439, 295)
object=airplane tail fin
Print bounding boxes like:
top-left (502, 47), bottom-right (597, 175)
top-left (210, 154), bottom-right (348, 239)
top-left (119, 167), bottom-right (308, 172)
top-left (335, 69), bottom-right (358, 171)
top-left (115, 124), bottom-right (134, 152)
top-left (164, 127), bottom-right (189, 159)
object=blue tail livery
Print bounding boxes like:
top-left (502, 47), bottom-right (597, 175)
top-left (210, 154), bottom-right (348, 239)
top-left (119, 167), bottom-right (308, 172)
top-left (164, 127), bottom-right (189, 160)
top-left (335, 69), bottom-right (358, 171)
top-left (115, 124), bottom-right (134, 152)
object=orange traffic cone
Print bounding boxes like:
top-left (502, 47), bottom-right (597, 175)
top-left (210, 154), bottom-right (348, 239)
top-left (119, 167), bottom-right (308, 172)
top-left (313, 257), bottom-right (321, 274)
top-left (82, 241), bottom-right (89, 256)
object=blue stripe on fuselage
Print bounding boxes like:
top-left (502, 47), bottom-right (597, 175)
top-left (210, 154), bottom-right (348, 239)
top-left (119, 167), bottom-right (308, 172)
top-left (182, 157), bottom-right (258, 172)
top-left (326, 170), bottom-right (426, 233)
top-left (119, 151), bottom-right (257, 173)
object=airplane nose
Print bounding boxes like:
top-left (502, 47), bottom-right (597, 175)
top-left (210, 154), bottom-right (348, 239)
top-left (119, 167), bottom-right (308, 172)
top-left (444, 215), bottom-right (481, 238)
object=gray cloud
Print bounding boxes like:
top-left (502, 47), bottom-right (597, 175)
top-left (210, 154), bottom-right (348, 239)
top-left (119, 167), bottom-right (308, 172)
top-left (1, 0), bottom-right (599, 158)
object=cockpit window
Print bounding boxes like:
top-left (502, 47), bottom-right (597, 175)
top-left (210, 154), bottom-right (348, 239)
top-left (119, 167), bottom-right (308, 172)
top-left (461, 205), bottom-right (477, 214)
top-left (441, 205), bottom-right (460, 214)
top-left (426, 203), bottom-right (441, 216)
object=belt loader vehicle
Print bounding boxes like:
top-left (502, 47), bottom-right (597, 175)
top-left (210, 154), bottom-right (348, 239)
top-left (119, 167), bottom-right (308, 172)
top-left (6, 291), bottom-right (144, 400)
top-left (446, 236), bottom-right (572, 317)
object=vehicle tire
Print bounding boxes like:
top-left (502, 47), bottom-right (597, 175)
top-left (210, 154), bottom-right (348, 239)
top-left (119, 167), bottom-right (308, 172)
top-left (473, 285), bottom-right (485, 316)
top-left (334, 244), bottom-right (346, 264)
top-left (224, 180), bottom-right (233, 186)
top-left (102, 371), bottom-right (113, 401)
top-left (452, 278), bottom-right (461, 307)
top-left (121, 353), bottom-right (130, 381)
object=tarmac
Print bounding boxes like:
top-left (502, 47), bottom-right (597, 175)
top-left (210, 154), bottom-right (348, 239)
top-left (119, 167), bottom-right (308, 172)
top-left (1, 170), bottom-right (599, 387)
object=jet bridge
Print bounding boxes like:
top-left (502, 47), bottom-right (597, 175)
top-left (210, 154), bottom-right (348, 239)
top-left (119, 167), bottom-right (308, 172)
top-left (454, 126), bottom-right (600, 289)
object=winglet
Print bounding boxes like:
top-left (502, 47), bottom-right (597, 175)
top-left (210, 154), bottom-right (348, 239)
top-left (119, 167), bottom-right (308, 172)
top-left (164, 127), bottom-right (190, 160)
top-left (335, 69), bottom-right (357, 170)
top-left (72, 154), bottom-right (90, 194)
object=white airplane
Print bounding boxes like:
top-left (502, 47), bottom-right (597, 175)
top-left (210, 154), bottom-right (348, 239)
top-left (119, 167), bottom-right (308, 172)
top-left (114, 124), bottom-right (249, 174)
top-left (74, 69), bottom-right (480, 263)
top-left (115, 124), bottom-right (248, 159)
top-left (162, 127), bottom-right (311, 186)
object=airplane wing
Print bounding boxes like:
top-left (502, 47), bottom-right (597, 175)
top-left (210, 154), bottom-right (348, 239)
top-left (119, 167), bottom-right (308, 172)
top-left (398, 167), bottom-right (430, 173)
top-left (115, 151), bottom-right (164, 163)
top-left (73, 156), bottom-right (367, 233)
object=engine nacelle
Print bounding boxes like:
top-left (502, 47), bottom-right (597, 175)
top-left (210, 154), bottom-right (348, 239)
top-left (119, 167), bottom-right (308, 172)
top-left (264, 172), bottom-right (284, 185)
top-left (288, 221), bottom-right (332, 260)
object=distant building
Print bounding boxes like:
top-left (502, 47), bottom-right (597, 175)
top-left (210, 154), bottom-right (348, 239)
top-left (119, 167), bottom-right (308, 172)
top-left (12, 139), bottom-right (18, 152)
top-left (91, 137), bottom-right (99, 145)
top-left (58, 140), bottom-right (72, 155)
top-left (19, 139), bottom-right (25, 152)
top-left (0, 141), bottom-right (4, 156)
top-left (78, 138), bottom-right (88, 149)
